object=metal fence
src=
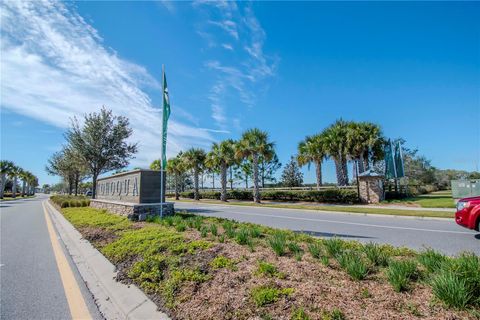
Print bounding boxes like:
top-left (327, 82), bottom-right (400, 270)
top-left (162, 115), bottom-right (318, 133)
top-left (451, 180), bottom-right (480, 199)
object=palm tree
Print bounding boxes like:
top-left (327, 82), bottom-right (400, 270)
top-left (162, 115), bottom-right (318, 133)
top-left (297, 133), bottom-right (328, 189)
top-left (323, 120), bottom-right (350, 186)
top-left (8, 164), bottom-right (22, 198)
top-left (346, 122), bottom-right (385, 173)
top-left (206, 139), bottom-right (237, 201)
top-left (19, 169), bottom-right (28, 197)
top-left (236, 129), bottom-right (275, 203)
top-left (182, 148), bottom-right (206, 200)
top-left (0, 160), bottom-right (14, 199)
top-left (166, 155), bottom-right (185, 200)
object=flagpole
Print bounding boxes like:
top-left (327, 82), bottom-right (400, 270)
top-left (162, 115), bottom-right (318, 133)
top-left (160, 64), bottom-right (165, 219)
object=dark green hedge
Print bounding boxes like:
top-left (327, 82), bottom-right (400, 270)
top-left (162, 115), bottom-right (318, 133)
top-left (175, 189), bottom-right (358, 204)
top-left (50, 195), bottom-right (90, 208)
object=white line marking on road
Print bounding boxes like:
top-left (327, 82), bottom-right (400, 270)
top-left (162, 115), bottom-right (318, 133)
top-left (178, 205), bottom-right (473, 235)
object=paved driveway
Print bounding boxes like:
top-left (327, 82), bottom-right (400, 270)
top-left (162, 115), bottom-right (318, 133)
top-left (174, 201), bottom-right (480, 256)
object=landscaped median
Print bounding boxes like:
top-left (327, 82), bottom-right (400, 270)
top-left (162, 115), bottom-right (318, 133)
top-left (53, 200), bottom-right (479, 319)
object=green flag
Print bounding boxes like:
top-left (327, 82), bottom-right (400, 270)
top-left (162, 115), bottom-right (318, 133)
top-left (161, 67), bottom-right (171, 169)
top-left (394, 141), bottom-right (405, 178)
top-left (384, 140), bottom-right (396, 179)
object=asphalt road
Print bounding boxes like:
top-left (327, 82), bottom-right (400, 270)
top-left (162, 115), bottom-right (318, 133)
top-left (0, 194), bottom-right (102, 320)
top-left (175, 201), bottom-right (480, 256)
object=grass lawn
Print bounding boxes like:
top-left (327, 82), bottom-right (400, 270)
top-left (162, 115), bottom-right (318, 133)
top-left (57, 204), bottom-right (479, 319)
top-left (383, 191), bottom-right (456, 208)
top-left (169, 198), bottom-right (455, 219)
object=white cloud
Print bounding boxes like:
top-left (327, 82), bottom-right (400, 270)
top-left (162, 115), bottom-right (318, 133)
top-left (208, 20), bottom-right (239, 40)
top-left (193, 2), bottom-right (278, 128)
top-left (221, 43), bottom-right (234, 51)
top-left (0, 1), bottom-right (215, 168)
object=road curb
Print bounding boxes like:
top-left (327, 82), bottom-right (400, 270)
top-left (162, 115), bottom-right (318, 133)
top-left (45, 201), bottom-right (170, 320)
top-left (171, 200), bottom-right (453, 221)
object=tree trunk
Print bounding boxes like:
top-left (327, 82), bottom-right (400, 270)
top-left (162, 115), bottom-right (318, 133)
top-left (200, 173), bottom-right (204, 191)
top-left (74, 174), bottom-right (78, 196)
top-left (334, 158), bottom-right (348, 186)
top-left (74, 173), bottom-right (79, 196)
top-left (21, 180), bottom-right (26, 197)
top-left (358, 155), bottom-right (366, 173)
top-left (92, 173), bottom-right (98, 199)
top-left (261, 163), bottom-right (265, 188)
top-left (220, 163), bottom-right (227, 202)
top-left (252, 154), bottom-right (260, 203)
top-left (68, 177), bottom-right (73, 195)
top-left (194, 169), bottom-right (200, 200)
top-left (0, 174), bottom-right (6, 199)
top-left (174, 173), bottom-right (179, 200)
top-left (12, 176), bottom-right (17, 198)
top-left (362, 150), bottom-right (370, 171)
top-left (245, 176), bottom-right (248, 189)
top-left (342, 159), bottom-right (349, 186)
top-left (315, 159), bottom-right (322, 190)
top-left (212, 172), bottom-right (215, 190)
top-left (229, 167), bottom-right (233, 190)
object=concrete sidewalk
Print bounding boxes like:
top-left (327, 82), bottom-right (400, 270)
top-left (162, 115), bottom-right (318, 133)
top-left (45, 200), bottom-right (170, 320)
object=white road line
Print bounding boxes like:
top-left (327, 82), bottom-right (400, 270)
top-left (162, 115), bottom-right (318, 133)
top-left (179, 205), bottom-right (473, 235)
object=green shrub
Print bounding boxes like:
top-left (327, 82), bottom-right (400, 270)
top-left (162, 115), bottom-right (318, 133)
top-left (222, 221), bottom-right (236, 238)
top-left (320, 256), bottom-right (329, 266)
top-left (291, 307), bottom-right (310, 320)
top-left (200, 226), bottom-right (208, 238)
top-left (248, 225), bottom-right (262, 238)
top-left (175, 222), bottom-right (186, 232)
top-left (162, 268), bottom-right (210, 307)
top-left (418, 248), bottom-right (448, 274)
top-left (193, 217), bottom-right (203, 231)
top-left (321, 308), bottom-right (345, 320)
top-left (431, 270), bottom-right (471, 309)
top-left (128, 254), bottom-right (169, 292)
top-left (235, 227), bottom-right (251, 245)
top-left (256, 261), bottom-right (280, 278)
top-left (446, 252), bottom-right (480, 307)
top-left (251, 286), bottom-right (294, 307)
top-left (363, 242), bottom-right (390, 267)
top-left (386, 260), bottom-right (418, 292)
top-left (288, 242), bottom-right (303, 261)
top-left (180, 189), bottom-right (358, 204)
top-left (324, 238), bottom-right (344, 257)
top-left (308, 242), bottom-right (323, 259)
top-left (51, 195), bottom-right (90, 208)
top-left (268, 231), bottom-right (287, 256)
top-left (336, 251), bottom-right (369, 281)
top-left (210, 255), bottom-right (237, 270)
top-left (210, 224), bottom-right (218, 236)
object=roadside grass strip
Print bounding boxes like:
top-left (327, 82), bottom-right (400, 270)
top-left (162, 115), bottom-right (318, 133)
top-left (58, 205), bottom-right (480, 319)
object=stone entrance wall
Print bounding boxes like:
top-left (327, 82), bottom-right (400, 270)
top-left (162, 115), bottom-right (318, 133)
top-left (359, 177), bottom-right (384, 204)
top-left (90, 199), bottom-right (174, 221)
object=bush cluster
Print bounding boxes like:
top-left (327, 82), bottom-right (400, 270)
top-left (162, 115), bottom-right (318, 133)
top-left (51, 195), bottom-right (90, 208)
top-left (177, 189), bottom-right (358, 204)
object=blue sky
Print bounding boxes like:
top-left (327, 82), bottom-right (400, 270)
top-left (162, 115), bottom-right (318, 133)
top-left (1, 1), bottom-right (479, 186)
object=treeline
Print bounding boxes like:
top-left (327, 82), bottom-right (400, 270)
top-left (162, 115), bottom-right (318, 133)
top-left (152, 120), bottom-right (385, 203)
top-left (0, 161), bottom-right (38, 199)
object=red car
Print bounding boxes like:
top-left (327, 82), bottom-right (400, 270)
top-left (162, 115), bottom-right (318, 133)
top-left (455, 196), bottom-right (480, 231)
